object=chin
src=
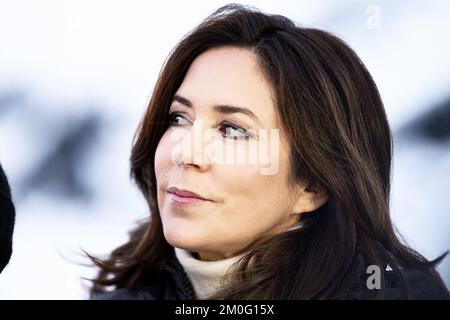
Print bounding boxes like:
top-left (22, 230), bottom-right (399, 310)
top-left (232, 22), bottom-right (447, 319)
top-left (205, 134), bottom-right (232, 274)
top-left (162, 224), bottom-right (203, 251)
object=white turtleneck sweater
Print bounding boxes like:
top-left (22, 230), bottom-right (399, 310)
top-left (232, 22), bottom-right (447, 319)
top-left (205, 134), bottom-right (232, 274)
top-left (174, 247), bottom-right (245, 299)
top-left (174, 223), bottom-right (303, 299)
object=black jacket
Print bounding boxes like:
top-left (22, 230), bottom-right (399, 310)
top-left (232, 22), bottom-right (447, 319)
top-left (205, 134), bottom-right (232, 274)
top-left (92, 253), bottom-right (448, 300)
top-left (93, 254), bottom-right (195, 300)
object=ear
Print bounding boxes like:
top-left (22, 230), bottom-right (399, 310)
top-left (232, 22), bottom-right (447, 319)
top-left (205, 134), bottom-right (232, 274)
top-left (292, 183), bottom-right (328, 214)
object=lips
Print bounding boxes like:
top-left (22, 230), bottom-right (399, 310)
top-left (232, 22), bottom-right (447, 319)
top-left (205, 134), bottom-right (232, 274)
top-left (166, 186), bottom-right (209, 201)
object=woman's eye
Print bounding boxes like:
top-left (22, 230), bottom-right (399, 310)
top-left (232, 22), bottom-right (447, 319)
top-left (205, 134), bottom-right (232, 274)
top-left (219, 122), bottom-right (252, 140)
top-left (168, 114), bottom-right (251, 140)
top-left (168, 113), bottom-right (190, 126)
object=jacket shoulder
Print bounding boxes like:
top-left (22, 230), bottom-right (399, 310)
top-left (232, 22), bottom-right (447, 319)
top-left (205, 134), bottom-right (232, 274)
top-left (90, 255), bottom-right (194, 300)
top-left (348, 256), bottom-right (448, 300)
top-left (398, 267), bottom-right (449, 299)
top-left (346, 251), bottom-right (449, 299)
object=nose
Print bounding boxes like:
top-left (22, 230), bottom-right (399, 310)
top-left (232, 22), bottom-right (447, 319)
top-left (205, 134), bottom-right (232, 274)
top-left (171, 120), bottom-right (212, 171)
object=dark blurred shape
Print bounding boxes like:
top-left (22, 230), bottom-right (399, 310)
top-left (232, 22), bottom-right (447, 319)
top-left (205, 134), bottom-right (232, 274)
top-left (0, 90), bottom-right (26, 115)
top-left (0, 163), bottom-right (15, 273)
top-left (399, 98), bottom-right (450, 142)
top-left (22, 112), bottom-right (103, 203)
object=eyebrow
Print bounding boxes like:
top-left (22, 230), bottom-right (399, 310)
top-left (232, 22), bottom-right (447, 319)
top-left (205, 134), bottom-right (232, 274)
top-left (172, 94), bottom-right (263, 126)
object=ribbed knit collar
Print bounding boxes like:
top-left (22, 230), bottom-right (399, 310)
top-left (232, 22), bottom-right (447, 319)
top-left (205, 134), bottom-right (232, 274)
top-left (174, 247), bottom-right (245, 299)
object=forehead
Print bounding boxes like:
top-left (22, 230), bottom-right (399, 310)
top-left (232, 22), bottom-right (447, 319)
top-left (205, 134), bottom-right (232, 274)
top-left (174, 47), bottom-right (276, 125)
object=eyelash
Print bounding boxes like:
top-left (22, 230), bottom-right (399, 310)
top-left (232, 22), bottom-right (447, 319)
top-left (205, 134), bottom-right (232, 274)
top-left (168, 112), bottom-right (254, 140)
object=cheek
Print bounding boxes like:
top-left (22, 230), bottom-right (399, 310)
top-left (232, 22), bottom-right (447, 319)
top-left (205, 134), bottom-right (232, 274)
top-left (154, 133), bottom-right (174, 179)
top-left (217, 145), bottom-right (293, 219)
top-left (217, 164), bottom-right (280, 214)
top-left (218, 139), bottom-right (290, 196)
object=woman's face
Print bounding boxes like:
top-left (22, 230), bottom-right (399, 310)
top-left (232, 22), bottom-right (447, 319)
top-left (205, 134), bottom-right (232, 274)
top-left (154, 47), bottom-right (324, 261)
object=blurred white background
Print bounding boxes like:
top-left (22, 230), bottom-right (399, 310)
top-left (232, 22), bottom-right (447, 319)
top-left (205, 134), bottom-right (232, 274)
top-left (0, 0), bottom-right (449, 299)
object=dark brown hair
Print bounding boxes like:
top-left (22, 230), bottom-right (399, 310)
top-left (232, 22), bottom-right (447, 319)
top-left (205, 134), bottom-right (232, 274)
top-left (89, 3), bottom-right (448, 299)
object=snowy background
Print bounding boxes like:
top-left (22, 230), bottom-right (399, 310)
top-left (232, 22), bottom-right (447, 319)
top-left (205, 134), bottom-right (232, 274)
top-left (0, 0), bottom-right (449, 299)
